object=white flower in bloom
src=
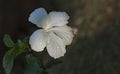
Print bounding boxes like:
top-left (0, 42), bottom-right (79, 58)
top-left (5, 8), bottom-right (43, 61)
top-left (29, 8), bottom-right (74, 59)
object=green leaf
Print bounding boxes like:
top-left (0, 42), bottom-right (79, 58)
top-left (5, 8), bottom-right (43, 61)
top-left (15, 37), bottom-right (28, 56)
top-left (45, 59), bottom-right (62, 69)
top-left (24, 54), bottom-right (41, 74)
top-left (22, 37), bottom-right (28, 43)
top-left (15, 40), bottom-right (27, 56)
top-left (3, 48), bottom-right (15, 74)
top-left (3, 34), bottom-right (15, 47)
top-left (3, 37), bottom-right (28, 74)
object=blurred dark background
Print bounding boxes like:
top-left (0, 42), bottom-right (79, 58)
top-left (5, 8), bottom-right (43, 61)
top-left (1, 0), bottom-right (120, 74)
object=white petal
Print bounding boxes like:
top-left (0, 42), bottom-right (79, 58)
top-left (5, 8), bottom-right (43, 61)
top-left (51, 25), bottom-right (74, 45)
top-left (46, 32), bottom-right (66, 59)
top-left (29, 29), bottom-right (48, 52)
top-left (28, 8), bottom-right (48, 28)
top-left (45, 11), bottom-right (69, 29)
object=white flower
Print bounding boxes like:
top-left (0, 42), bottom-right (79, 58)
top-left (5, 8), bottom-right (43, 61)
top-left (29, 8), bottom-right (74, 59)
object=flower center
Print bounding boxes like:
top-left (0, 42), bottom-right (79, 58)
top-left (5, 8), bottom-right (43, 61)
top-left (43, 28), bottom-right (51, 32)
top-left (43, 26), bottom-right (54, 32)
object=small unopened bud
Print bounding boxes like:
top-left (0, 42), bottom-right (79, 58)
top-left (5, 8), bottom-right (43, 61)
top-left (71, 27), bottom-right (78, 35)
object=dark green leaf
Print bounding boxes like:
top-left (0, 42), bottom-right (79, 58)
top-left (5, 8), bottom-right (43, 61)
top-left (15, 40), bottom-right (27, 56)
top-left (3, 37), bottom-right (28, 74)
top-left (3, 34), bottom-right (15, 47)
top-left (22, 37), bottom-right (28, 43)
top-left (15, 37), bottom-right (28, 56)
top-left (45, 59), bottom-right (62, 69)
top-left (24, 54), bottom-right (41, 74)
top-left (3, 48), bottom-right (15, 74)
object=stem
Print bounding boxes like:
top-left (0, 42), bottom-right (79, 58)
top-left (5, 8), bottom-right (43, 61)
top-left (39, 53), bottom-right (48, 74)
top-left (27, 45), bottom-right (48, 74)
